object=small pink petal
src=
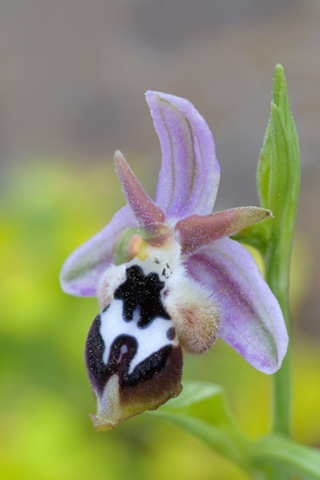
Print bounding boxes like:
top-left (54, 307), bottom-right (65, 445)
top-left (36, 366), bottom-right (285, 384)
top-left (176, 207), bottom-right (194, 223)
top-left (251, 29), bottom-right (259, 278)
top-left (114, 150), bottom-right (165, 226)
top-left (176, 207), bottom-right (272, 254)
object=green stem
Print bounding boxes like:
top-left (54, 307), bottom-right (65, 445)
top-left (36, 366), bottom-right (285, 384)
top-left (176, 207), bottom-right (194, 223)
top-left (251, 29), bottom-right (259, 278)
top-left (263, 233), bottom-right (293, 480)
top-left (264, 237), bottom-right (291, 437)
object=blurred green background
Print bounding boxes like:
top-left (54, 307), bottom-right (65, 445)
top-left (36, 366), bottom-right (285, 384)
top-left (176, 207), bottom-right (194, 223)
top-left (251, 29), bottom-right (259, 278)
top-left (1, 1), bottom-right (320, 479)
top-left (1, 158), bottom-right (319, 480)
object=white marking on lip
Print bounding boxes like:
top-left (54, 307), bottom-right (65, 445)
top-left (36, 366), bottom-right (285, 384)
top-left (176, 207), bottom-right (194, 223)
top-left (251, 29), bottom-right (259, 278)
top-left (99, 299), bottom-right (176, 374)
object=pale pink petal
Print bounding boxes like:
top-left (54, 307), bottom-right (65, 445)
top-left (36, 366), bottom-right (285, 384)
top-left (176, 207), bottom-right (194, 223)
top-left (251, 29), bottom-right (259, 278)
top-left (60, 206), bottom-right (136, 296)
top-left (186, 237), bottom-right (288, 374)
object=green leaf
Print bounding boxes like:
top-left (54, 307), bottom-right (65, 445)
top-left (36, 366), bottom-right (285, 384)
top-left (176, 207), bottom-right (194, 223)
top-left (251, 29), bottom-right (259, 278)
top-left (151, 411), bottom-right (254, 473)
top-left (160, 380), bottom-right (235, 427)
top-left (149, 383), bottom-right (320, 480)
top-left (149, 382), bottom-right (259, 476)
top-left (257, 117), bottom-right (272, 209)
top-left (253, 435), bottom-right (320, 480)
top-left (161, 381), bottom-right (223, 409)
top-left (257, 64), bottom-right (300, 230)
top-left (231, 221), bottom-right (269, 253)
top-left (268, 101), bottom-right (300, 228)
top-left (238, 64), bottom-right (300, 253)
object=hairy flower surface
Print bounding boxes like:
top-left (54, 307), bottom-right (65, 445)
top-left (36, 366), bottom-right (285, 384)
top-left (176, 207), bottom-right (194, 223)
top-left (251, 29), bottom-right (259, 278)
top-left (60, 91), bottom-right (288, 430)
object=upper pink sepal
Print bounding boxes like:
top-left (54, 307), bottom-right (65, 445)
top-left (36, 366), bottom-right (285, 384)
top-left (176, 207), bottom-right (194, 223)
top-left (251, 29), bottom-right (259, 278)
top-left (114, 150), bottom-right (165, 226)
top-left (145, 91), bottom-right (220, 220)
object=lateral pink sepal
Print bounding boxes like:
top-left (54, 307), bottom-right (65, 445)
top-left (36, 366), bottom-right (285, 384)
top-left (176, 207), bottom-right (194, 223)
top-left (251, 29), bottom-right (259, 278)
top-left (176, 206), bottom-right (272, 254)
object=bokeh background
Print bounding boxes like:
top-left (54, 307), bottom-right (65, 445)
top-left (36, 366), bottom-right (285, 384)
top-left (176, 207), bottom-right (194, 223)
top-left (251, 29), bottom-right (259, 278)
top-left (1, 1), bottom-right (320, 479)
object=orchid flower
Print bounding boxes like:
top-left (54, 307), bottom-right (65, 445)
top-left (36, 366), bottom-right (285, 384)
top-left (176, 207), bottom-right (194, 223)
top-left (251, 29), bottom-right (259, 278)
top-left (60, 91), bottom-right (288, 430)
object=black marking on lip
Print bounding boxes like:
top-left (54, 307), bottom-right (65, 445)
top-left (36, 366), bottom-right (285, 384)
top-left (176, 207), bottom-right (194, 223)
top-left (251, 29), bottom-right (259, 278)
top-left (85, 313), bottom-right (107, 394)
top-left (124, 344), bottom-right (173, 387)
top-left (114, 265), bottom-right (170, 328)
top-left (85, 317), bottom-right (174, 395)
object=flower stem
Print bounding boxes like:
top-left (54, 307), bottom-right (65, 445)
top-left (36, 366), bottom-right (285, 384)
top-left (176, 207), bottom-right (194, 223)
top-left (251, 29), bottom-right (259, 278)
top-left (264, 241), bottom-right (291, 437)
top-left (264, 232), bottom-right (294, 480)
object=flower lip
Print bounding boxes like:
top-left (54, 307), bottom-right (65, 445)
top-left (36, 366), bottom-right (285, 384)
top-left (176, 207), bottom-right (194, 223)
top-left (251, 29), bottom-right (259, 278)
top-left (86, 255), bottom-right (184, 430)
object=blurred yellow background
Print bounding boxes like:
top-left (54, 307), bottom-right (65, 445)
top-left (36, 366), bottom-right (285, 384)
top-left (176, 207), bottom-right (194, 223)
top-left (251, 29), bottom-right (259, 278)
top-left (1, 1), bottom-right (320, 479)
